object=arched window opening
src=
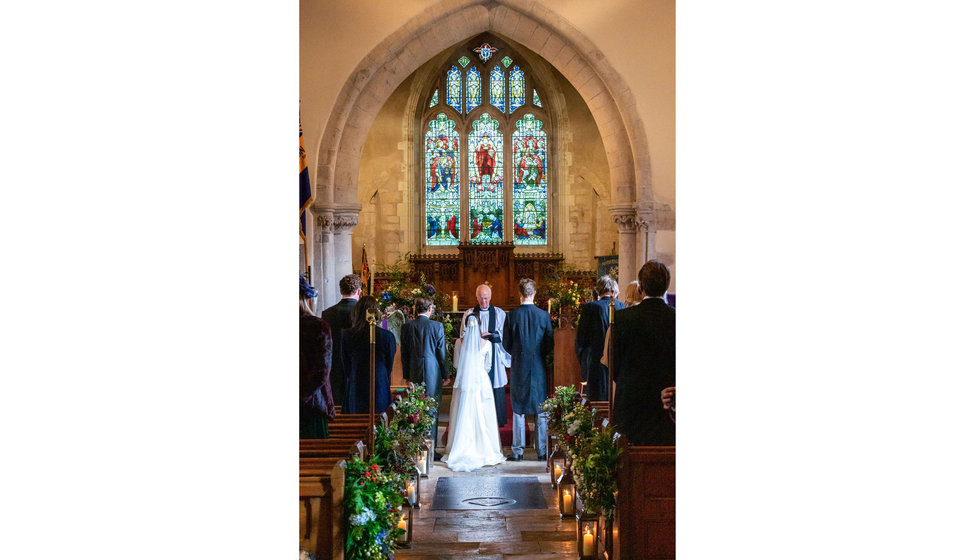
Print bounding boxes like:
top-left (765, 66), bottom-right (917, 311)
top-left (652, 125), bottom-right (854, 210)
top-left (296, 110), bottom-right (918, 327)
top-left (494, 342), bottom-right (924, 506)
top-left (422, 37), bottom-right (550, 249)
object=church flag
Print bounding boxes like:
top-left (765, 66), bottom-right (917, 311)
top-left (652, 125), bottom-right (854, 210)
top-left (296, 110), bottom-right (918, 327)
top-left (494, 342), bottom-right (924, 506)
top-left (300, 116), bottom-right (312, 242)
top-left (359, 245), bottom-right (370, 289)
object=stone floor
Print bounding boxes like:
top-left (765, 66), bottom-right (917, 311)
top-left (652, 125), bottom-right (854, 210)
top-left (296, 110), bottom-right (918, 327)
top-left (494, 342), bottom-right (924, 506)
top-left (394, 438), bottom-right (577, 560)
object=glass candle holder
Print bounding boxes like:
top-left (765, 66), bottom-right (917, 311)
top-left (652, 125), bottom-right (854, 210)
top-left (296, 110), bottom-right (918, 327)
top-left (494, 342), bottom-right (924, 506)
top-left (576, 511), bottom-right (599, 559)
top-left (557, 467), bottom-right (577, 518)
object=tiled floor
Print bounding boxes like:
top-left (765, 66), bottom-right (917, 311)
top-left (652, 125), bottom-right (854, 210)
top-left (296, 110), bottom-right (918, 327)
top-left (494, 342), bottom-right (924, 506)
top-left (394, 436), bottom-right (577, 560)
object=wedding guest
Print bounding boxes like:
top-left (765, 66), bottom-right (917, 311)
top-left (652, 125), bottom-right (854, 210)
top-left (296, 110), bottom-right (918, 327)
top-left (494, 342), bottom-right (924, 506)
top-left (401, 297), bottom-right (451, 457)
top-left (575, 275), bottom-right (625, 401)
top-left (612, 260), bottom-right (676, 446)
top-left (321, 273), bottom-right (361, 410)
top-left (300, 275), bottom-right (335, 438)
top-left (340, 296), bottom-right (395, 415)
top-left (503, 278), bottom-right (554, 461)
top-left (623, 280), bottom-right (642, 307)
top-left (661, 386), bottom-right (676, 423)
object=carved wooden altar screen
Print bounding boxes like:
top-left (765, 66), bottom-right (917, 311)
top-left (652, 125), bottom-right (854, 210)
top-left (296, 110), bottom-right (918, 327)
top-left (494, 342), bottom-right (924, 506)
top-left (406, 242), bottom-right (568, 309)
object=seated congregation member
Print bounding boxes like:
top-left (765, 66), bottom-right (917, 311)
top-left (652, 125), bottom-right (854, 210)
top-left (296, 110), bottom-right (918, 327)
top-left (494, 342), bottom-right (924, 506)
top-left (340, 296), bottom-right (395, 414)
top-left (623, 280), bottom-right (643, 307)
top-left (300, 275), bottom-right (335, 438)
top-left (321, 273), bottom-right (361, 410)
top-left (575, 275), bottom-right (625, 401)
top-left (612, 260), bottom-right (676, 446)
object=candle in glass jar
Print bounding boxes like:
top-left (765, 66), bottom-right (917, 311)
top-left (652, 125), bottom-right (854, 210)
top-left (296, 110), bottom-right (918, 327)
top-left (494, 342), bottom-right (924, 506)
top-left (562, 490), bottom-right (572, 512)
top-left (583, 526), bottom-right (595, 556)
top-left (553, 464), bottom-right (562, 479)
top-left (407, 482), bottom-right (416, 504)
top-left (397, 514), bottom-right (408, 541)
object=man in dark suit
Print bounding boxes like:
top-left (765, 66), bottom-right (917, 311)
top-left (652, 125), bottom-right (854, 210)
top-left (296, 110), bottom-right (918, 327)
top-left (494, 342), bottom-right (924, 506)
top-left (400, 297), bottom-right (451, 456)
top-left (612, 260), bottom-right (676, 446)
top-left (503, 278), bottom-right (554, 461)
top-left (321, 273), bottom-right (361, 411)
top-left (576, 275), bottom-right (626, 402)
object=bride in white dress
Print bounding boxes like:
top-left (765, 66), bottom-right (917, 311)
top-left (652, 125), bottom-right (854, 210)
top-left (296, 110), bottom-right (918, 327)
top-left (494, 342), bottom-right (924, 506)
top-left (443, 315), bottom-right (506, 472)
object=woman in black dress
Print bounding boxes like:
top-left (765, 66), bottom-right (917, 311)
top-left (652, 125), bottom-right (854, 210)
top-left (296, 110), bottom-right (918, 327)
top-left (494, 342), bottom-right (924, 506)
top-left (340, 296), bottom-right (395, 414)
top-left (300, 275), bottom-right (336, 438)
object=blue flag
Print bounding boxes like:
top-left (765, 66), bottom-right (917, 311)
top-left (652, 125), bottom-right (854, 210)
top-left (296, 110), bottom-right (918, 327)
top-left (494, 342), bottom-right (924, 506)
top-left (300, 117), bottom-right (312, 241)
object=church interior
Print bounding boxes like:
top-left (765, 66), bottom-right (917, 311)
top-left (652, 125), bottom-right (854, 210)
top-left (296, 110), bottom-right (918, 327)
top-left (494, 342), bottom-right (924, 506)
top-left (301, 1), bottom-right (675, 559)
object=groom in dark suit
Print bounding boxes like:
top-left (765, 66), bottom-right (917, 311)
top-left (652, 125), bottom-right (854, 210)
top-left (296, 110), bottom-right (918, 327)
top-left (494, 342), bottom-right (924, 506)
top-left (575, 275), bottom-right (625, 401)
top-left (401, 297), bottom-right (451, 456)
top-left (321, 274), bottom-right (362, 411)
top-left (612, 260), bottom-right (676, 446)
top-left (503, 278), bottom-right (554, 461)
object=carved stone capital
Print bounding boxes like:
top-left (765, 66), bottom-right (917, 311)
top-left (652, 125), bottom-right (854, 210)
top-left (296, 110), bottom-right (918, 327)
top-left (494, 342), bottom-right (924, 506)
top-left (609, 204), bottom-right (638, 233)
top-left (332, 213), bottom-right (358, 233)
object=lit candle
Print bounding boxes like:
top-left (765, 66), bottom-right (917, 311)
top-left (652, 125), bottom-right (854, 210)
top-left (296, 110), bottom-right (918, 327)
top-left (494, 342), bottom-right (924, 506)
top-left (397, 514), bottom-right (408, 541)
top-left (553, 464), bottom-right (562, 479)
top-left (562, 490), bottom-right (572, 512)
top-left (407, 481), bottom-right (416, 505)
top-left (547, 299), bottom-right (552, 313)
top-left (452, 294), bottom-right (458, 312)
top-left (583, 526), bottom-right (595, 556)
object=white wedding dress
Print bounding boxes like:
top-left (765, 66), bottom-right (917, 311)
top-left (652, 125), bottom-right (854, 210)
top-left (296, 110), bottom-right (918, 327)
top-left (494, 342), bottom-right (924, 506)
top-left (444, 316), bottom-right (506, 472)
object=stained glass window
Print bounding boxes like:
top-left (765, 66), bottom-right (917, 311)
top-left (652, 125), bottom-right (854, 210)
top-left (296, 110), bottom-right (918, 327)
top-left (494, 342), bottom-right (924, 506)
top-left (465, 67), bottom-right (481, 114)
top-left (489, 65), bottom-right (505, 113)
top-left (472, 42), bottom-right (498, 62)
top-left (501, 56), bottom-right (512, 68)
top-left (447, 66), bottom-right (462, 114)
top-left (533, 89), bottom-right (542, 107)
top-left (468, 113), bottom-right (504, 243)
top-left (509, 65), bottom-right (525, 114)
top-left (513, 114), bottom-right (547, 245)
top-left (429, 89), bottom-right (438, 108)
top-left (458, 55), bottom-right (470, 67)
top-left (424, 114), bottom-right (460, 246)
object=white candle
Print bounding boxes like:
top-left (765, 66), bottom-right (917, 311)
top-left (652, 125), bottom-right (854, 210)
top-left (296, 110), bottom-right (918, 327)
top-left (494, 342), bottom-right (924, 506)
top-left (583, 527), bottom-right (595, 556)
top-left (407, 482), bottom-right (416, 505)
top-left (554, 465), bottom-right (562, 479)
top-left (452, 294), bottom-right (458, 312)
top-left (547, 299), bottom-right (552, 313)
top-left (562, 490), bottom-right (572, 512)
top-left (397, 515), bottom-right (408, 541)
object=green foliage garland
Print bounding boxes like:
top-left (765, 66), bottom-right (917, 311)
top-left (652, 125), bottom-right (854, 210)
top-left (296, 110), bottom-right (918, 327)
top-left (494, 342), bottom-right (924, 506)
top-left (343, 455), bottom-right (405, 560)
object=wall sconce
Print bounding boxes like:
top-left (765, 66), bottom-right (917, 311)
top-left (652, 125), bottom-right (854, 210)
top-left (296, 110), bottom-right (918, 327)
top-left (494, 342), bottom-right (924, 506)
top-left (576, 511), bottom-right (599, 559)
top-left (557, 467), bottom-right (577, 518)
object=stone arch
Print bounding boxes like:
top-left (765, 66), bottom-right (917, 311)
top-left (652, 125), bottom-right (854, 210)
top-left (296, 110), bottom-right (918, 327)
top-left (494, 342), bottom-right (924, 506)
top-left (313, 0), bottom-right (658, 299)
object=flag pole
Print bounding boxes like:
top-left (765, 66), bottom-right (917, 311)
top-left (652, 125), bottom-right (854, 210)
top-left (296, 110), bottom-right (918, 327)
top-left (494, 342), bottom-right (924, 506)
top-left (367, 308), bottom-right (378, 457)
top-left (607, 296), bottom-right (615, 424)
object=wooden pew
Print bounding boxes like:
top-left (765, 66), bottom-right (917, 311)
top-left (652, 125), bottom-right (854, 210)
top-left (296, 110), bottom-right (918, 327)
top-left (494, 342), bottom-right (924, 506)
top-left (612, 445), bottom-right (675, 560)
top-left (300, 455), bottom-right (349, 560)
top-left (300, 439), bottom-right (365, 461)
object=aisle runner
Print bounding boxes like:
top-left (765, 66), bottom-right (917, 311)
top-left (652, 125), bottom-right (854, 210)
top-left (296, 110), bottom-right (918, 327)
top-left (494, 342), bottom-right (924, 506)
top-left (430, 476), bottom-right (547, 510)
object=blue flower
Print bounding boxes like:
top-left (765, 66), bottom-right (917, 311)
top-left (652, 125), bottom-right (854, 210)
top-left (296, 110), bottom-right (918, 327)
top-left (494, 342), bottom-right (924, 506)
top-left (381, 291), bottom-right (392, 302)
top-left (349, 507), bottom-right (377, 526)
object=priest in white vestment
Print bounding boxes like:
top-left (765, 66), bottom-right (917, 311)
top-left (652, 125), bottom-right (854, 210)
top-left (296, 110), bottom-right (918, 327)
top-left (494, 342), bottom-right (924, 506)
top-left (457, 283), bottom-right (511, 426)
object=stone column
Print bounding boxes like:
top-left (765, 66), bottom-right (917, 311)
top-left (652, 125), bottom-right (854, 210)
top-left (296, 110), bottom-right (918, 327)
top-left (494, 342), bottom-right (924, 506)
top-left (332, 207), bottom-right (359, 289)
top-left (634, 201), bottom-right (655, 274)
top-left (316, 211), bottom-right (338, 311)
top-left (609, 203), bottom-right (637, 288)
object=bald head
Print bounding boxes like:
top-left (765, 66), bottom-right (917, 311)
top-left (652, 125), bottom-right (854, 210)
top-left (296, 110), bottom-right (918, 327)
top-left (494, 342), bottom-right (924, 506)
top-left (476, 284), bottom-right (492, 309)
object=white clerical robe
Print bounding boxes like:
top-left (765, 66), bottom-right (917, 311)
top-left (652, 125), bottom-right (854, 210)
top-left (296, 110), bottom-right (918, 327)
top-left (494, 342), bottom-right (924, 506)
top-left (457, 306), bottom-right (511, 388)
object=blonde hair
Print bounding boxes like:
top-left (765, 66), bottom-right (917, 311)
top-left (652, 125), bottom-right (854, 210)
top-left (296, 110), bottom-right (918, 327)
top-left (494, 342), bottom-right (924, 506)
top-left (300, 297), bottom-right (316, 315)
top-left (624, 281), bottom-right (642, 307)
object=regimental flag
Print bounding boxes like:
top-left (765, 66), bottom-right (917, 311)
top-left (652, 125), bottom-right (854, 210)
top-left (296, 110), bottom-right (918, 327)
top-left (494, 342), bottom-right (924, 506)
top-left (359, 245), bottom-right (370, 289)
top-left (300, 116), bottom-right (312, 242)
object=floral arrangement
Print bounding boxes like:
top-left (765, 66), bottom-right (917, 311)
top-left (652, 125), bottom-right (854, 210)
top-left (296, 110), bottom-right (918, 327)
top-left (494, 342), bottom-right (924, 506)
top-left (571, 422), bottom-right (623, 515)
top-left (537, 265), bottom-right (592, 328)
top-left (543, 386), bottom-right (623, 517)
top-left (541, 385), bottom-right (579, 443)
top-left (388, 383), bottom-right (438, 460)
top-left (343, 454), bottom-right (406, 560)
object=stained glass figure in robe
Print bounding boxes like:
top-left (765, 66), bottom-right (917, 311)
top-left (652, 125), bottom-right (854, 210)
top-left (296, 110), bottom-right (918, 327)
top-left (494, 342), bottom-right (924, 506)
top-left (423, 113), bottom-right (460, 246)
top-left (490, 65), bottom-right (505, 113)
top-left (465, 67), bottom-right (481, 115)
top-left (468, 113), bottom-right (504, 242)
top-left (447, 66), bottom-right (462, 114)
top-left (509, 65), bottom-right (525, 114)
top-left (512, 114), bottom-right (547, 245)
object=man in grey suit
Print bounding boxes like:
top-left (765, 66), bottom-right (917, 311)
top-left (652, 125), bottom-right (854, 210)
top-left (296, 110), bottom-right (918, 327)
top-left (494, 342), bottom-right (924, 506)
top-left (400, 297), bottom-right (451, 458)
top-left (503, 278), bottom-right (554, 461)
